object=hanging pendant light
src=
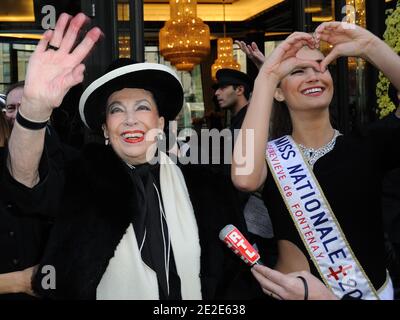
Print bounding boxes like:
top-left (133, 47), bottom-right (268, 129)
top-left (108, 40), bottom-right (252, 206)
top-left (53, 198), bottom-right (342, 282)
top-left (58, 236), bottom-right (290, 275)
top-left (211, 0), bottom-right (240, 81)
top-left (159, 0), bottom-right (210, 72)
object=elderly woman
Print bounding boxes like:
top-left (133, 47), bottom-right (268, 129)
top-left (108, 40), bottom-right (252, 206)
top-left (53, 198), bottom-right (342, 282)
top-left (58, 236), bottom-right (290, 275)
top-left (232, 23), bottom-right (400, 300)
top-left (6, 13), bottom-right (259, 300)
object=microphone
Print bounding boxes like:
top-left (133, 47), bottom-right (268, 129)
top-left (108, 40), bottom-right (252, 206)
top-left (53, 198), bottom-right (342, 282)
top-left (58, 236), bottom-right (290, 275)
top-left (219, 224), bottom-right (263, 266)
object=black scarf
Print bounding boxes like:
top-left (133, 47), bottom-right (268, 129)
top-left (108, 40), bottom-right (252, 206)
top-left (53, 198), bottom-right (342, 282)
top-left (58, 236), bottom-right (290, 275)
top-left (126, 163), bottom-right (181, 299)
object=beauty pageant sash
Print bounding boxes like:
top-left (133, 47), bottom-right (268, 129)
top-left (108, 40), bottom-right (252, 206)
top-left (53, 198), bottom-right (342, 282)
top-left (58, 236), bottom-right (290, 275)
top-left (265, 135), bottom-right (379, 300)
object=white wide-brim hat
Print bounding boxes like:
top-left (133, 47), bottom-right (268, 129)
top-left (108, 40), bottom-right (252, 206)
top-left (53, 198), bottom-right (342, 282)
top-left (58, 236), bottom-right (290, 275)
top-left (79, 61), bottom-right (184, 132)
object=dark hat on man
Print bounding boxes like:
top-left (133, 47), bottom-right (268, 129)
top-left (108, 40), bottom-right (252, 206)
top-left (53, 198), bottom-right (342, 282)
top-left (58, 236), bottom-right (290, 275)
top-left (212, 68), bottom-right (253, 91)
top-left (79, 59), bottom-right (184, 132)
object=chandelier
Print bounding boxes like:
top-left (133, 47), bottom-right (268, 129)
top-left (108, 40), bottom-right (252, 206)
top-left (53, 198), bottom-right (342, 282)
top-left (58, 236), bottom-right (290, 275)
top-left (159, 0), bottom-right (210, 72)
top-left (211, 1), bottom-right (240, 81)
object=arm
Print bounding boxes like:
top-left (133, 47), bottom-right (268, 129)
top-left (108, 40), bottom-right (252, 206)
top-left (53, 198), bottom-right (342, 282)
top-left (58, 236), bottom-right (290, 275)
top-left (231, 33), bottom-right (320, 191)
top-left (315, 21), bottom-right (400, 91)
top-left (0, 267), bottom-right (37, 296)
top-left (235, 40), bottom-right (265, 70)
top-left (8, 13), bottom-right (102, 188)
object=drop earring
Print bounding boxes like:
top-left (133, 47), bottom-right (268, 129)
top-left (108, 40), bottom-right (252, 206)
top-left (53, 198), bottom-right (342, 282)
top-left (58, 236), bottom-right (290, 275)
top-left (105, 138), bottom-right (109, 146)
top-left (156, 132), bottom-right (165, 141)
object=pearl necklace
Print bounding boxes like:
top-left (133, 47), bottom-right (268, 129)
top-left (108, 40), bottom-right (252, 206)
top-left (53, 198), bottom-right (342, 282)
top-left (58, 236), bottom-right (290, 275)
top-left (296, 129), bottom-right (342, 168)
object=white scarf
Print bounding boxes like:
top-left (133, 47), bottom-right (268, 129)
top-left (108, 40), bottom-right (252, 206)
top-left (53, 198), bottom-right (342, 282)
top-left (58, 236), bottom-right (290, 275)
top-left (96, 152), bottom-right (202, 300)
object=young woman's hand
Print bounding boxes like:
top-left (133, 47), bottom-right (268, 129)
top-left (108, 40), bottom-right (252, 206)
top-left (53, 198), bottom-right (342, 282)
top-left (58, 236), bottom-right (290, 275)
top-left (235, 40), bottom-right (265, 70)
top-left (21, 13), bottom-right (103, 121)
top-left (314, 21), bottom-right (378, 71)
top-left (251, 264), bottom-right (338, 300)
top-left (258, 32), bottom-right (321, 85)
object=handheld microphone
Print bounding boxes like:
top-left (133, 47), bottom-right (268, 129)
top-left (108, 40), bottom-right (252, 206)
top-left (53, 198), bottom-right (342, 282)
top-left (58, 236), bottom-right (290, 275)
top-left (219, 224), bottom-right (263, 266)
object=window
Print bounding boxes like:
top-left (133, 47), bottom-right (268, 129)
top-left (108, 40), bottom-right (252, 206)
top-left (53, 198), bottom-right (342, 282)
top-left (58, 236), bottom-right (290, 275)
top-left (0, 43), bottom-right (11, 93)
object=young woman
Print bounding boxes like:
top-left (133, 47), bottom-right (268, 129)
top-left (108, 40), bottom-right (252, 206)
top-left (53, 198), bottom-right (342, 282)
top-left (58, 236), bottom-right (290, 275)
top-left (232, 23), bottom-right (400, 300)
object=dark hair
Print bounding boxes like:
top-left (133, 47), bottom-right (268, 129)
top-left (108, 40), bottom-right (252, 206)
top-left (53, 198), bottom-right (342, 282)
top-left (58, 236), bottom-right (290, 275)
top-left (388, 83), bottom-right (399, 106)
top-left (0, 111), bottom-right (10, 146)
top-left (270, 100), bottom-right (292, 140)
top-left (270, 98), bottom-right (337, 140)
top-left (232, 84), bottom-right (251, 100)
top-left (5, 81), bottom-right (25, 97)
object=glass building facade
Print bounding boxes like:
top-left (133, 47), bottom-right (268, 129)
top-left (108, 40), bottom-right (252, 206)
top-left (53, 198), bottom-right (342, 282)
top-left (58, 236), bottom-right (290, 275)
top-left (0, 0), bottom-right (397, 134)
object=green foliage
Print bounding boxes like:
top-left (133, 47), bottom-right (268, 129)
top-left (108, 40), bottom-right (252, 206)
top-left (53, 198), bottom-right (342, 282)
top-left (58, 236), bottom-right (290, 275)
top-left (376, 1), bottom-right (400, 118)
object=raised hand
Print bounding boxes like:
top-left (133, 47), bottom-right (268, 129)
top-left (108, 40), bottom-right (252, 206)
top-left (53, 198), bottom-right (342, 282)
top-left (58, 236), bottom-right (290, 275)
top-left (251, 265), bottom-right (337, 300)
top-left (314, 21), bottom-right (378, 71)
top-left (258, 32), bottom-right (320, 85)
top-left (21, 13), bottom-right (103, 121)
top-left (235, 40), bottom-right (265, 70)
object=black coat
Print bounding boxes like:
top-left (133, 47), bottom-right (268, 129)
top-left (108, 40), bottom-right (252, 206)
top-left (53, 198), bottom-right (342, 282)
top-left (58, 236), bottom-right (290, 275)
top-left (0, 128), bottom-right (77, 300)
top-left (33, 144), bottom-right (262, 300)
top-left (0, 148), bottom-right (52, 300)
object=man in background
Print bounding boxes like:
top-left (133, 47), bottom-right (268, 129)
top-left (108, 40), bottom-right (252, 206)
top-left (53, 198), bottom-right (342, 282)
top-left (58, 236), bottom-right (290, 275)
top-left (213, 69), bottom-right (276, 267)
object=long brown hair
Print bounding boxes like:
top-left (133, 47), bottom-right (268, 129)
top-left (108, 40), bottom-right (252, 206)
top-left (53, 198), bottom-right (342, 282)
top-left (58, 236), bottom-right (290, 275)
top-left (269, 98), bottom-right (337, 140)
top-left (0, 111), bottom-right (10, 147)
top-left (269, 99), bottom-right (292, 140)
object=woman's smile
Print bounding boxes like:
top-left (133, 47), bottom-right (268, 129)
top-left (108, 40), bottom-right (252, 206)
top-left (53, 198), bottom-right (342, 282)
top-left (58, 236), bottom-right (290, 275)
top-left (121, 130), bottom-right (145, 144)
top-left (301, 86), bottom-right (326, 97)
